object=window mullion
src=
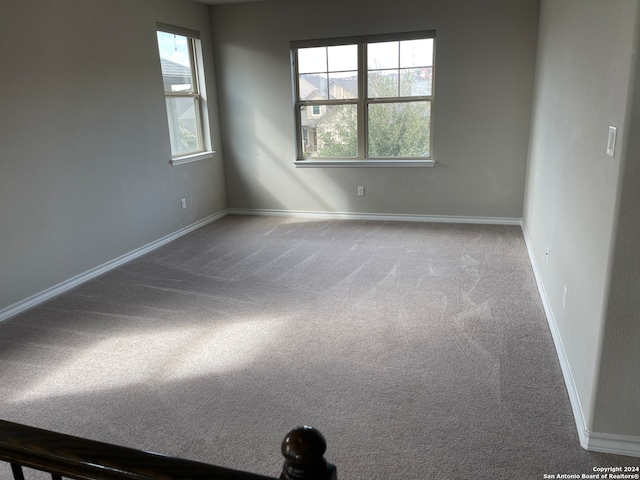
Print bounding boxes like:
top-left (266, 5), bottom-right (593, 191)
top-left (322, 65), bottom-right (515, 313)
top-left (165, 92), bottom-right (200, 97)
top-left (189, 38), bottom-right (200, 95)
top-left (325, 47), bottom-right (330, 101)
top-left (367, 95), bottom-right (432, 104)
top-left (397, 42), bottom-right (401, 97)
top-left (358, 42), bottom-right (367, 160)
top-left (298, 99), bottom-right (357, 106)
top-left (292, 50), bottom-right (303, 159)
top-left (188, 38), bottom-right (205, 153)
top-left (192, 96), bottom-right (203, 151)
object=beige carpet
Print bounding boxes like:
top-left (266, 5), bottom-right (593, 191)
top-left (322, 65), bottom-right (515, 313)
top-left (1, 215), bottom-right (638, 479)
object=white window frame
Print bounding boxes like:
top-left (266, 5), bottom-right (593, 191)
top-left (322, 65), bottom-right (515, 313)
top-left (291, 31), bottom-right (436, 168)
top-left (156, 23), bottom-right (214, 166)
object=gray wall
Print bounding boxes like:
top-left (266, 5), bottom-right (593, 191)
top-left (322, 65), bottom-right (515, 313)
top-left (211, 0), bottom-right (539, 218)
top-left (0, 0), bottom-right (227, 313)
top-left (594, 2), bottom-right (640, 435)
top-left (523, 0), bottom-right (640, 437)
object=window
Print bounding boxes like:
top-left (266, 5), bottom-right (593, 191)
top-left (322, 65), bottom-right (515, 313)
top-left (156, 23), bottom-right (211, 164)
top-left (291, 31), bottom-right (435, 166)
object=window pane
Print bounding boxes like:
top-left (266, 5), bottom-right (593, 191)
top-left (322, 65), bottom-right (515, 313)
top-left (157, 31), bottom-right (194, 92)
top-left (368, 70), bottom-right (399, 98)
top-left (299, 73), bottom-right (328, 100)
top-left (300, 104), bottom-right (357, 158)
top-left (400, 38), bottom-right (433, 68)
top-left (399, 68), bottom-right (432, 96)
top-left (368, 41), bottom-right (398, 70)
top-left (368, 101), bottom-right (431, 157)
top-left (298, 47), bottom-right (327, 74)
top-left (299, 45), bottom-right (357, 100)
top-left (328, 72), bottom-right (358, 99)
top-left (368, 38), bottom-right (434, 99)
top-left (328, 44), bottom-right (357, 72)
top-left (166, 97), bottom-right (202, 156)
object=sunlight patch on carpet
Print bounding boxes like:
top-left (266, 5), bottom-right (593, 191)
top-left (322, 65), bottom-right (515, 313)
top-left (11, 318), bottom-right (284, 402)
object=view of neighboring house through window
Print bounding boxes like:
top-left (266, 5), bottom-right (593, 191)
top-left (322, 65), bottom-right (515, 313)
top-left (292, 32), bottom-right (434, 161)
top-left (156, 24), bottom-right (206, 158)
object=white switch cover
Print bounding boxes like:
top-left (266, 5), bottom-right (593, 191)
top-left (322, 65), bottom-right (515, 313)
top-left (607, 126), bottom-right (617, 157)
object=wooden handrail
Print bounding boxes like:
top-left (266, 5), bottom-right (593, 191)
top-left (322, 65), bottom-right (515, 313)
top-left (0, 420), bottom-right (336, 480)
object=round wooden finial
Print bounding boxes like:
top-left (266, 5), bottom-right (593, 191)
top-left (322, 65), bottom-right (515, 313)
top-left (280, 426), bottom-right (336, 480)
top-left (281, 426), bottom-right (326, 462)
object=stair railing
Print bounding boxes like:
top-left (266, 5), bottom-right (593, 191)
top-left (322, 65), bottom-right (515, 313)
top-left (0, 419), bottom-right (336, 480)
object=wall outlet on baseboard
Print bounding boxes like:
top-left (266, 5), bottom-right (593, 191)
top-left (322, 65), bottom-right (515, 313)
top-left (181, 198), bottom-right (187, 210)
top-left (546, 248), bottom-right (550, 265)
top-left (357, 186), bottom-right (365, 197)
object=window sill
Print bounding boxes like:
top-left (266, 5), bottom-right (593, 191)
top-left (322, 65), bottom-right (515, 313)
top-left (170, 151), bottom-right (215, 166)
top-left (293, 159), bottom-right (436, 168)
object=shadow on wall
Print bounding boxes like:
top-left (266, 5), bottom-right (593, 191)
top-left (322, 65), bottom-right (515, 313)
top-left (228, 102), bottom-right (356, 213)
top-left (218, 39), bottom-right (359, 213)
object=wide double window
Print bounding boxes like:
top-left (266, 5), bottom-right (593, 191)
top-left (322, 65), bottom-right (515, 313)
top-left (292, 31), bottom-right (435, 165)
top-left (156, 23), bottom-right (210, 163)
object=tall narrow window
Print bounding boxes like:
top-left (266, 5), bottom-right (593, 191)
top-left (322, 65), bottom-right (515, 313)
top-left (156, 24), bottom-right (208, 160)
top-left (292, 31), bottom-right (435, 164)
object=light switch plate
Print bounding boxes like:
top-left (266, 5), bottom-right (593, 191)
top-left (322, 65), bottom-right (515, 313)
top-left (607, 126), bottom-right (617, 157)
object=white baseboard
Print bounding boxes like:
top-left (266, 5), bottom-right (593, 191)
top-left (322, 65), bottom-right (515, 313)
top-left (586, 430), bottom-right (640, 458)
top-left (0, 208), bottom-right (519, 323)
top-left (0, 210), bottom-right (227, 323)
top-left (227, 208), bottom-right (523, 225)
top-left (521, 223), bottom-right (640, 458)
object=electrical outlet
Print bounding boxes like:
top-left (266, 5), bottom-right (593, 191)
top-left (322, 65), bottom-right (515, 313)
top-left (357, 186), bottom-right (365, 197)
top-left (181, 198), bottom-right (187, 210)
top-left (563, 287), bottom-right (568, 309)
top-left (546, 248), bottom-right (550, 265)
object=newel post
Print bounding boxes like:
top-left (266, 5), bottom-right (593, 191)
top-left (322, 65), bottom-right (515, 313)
top-left (280, 426), bottom-right (337, 480)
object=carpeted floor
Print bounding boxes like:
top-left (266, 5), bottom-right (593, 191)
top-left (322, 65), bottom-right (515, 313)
top-left (1, 215), bottom-right (638, 479)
